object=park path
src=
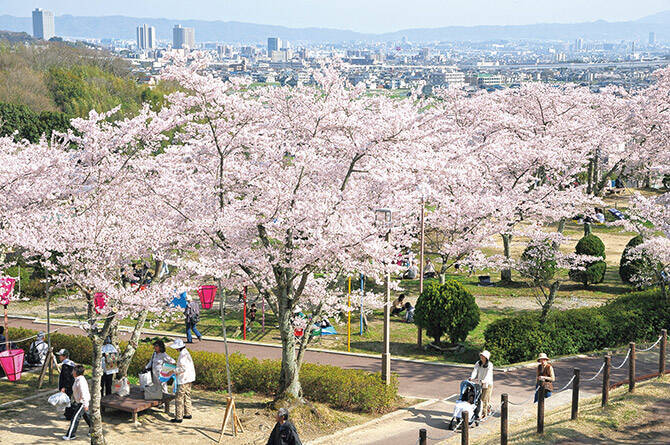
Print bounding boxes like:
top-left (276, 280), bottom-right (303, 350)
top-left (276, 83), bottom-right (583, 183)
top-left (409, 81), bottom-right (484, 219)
top-left (7, 316), bottom-right (668, 444)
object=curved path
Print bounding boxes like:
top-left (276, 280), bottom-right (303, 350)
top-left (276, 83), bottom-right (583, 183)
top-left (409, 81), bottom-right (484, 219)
top-left (7, 317), bottom-right (668, 444)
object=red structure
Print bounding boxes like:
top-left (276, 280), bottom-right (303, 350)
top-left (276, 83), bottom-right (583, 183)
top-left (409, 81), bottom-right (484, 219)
top-left (198, 285), bottom-right (217, 309)
top-left (94, 292), bottom-right (107, 314)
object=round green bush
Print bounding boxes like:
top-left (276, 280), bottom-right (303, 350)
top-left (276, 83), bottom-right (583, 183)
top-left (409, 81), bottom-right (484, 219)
top-left (619, 235), bottom-right (651, 286)
top-left (414, 280), bottom-right (480, 345)
top-left (569, 234), bottom-right (607, 287)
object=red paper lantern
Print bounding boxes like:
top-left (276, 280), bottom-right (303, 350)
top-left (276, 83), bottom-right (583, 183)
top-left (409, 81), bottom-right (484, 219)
top-left (198, 285), bottom-right (217, 309)
top-left (0, 277), bottom-right (16, 306)
top-left (94, 292), bottom-right (107, 314)
top-left (0, 349), bottom-right (25, 381)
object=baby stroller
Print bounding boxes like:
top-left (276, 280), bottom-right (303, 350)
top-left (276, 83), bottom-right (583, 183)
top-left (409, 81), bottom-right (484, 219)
top-left (448, 380), bottom-right (482, 430)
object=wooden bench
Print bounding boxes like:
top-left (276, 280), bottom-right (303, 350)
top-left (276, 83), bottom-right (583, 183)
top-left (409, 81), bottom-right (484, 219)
top-left (101, 385), bottom-right (175, 424)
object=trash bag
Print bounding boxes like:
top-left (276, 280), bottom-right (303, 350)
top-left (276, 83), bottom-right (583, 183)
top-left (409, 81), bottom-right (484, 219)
top-left (139, 371), bottom-right (152, 389)
top-left (112, 377), bottom-right (130, 397)
top-left (48, 392), bottom-right (71, 413)
top-left (144, 382), bottom-right (163, 400)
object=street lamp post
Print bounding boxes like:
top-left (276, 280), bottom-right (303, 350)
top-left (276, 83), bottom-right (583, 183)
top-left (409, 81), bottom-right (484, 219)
top-left (375, 208), bottom-right (392, 386)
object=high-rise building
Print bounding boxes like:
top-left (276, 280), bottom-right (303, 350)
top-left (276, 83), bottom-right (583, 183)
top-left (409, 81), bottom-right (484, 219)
top-left (649, 32), bottom-right (656, 46)
top-left (173, 25), bottom-right (195, 49)
top-left (267, 37), bottom-right (281, 54)
top-left (136, 24), bottom-right (156, 50)
top-left (32, 8), bottom-right (55, 40)
top-left (574, 38), bottom-right (584, 51)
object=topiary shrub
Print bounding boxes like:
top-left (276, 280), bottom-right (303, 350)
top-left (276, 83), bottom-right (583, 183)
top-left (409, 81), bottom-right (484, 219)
top-left (619, 235), bottom-right (652, 287)
top-left (414, 280), bottom-right (480, 345)
top-left (569, 234), bottom-right (606, 287)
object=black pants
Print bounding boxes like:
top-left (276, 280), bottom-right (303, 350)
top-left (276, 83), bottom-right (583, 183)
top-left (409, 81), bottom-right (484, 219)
top-left (391, 307), bottom-right (405, 316)
top-left (65, 402), bottom-right (91, 439)
top-left (101, 373), bottom-right (114, 397)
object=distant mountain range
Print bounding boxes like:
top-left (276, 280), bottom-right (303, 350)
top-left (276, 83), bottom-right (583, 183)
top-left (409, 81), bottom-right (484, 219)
top-left (1, 12), bottom-right (669, 44)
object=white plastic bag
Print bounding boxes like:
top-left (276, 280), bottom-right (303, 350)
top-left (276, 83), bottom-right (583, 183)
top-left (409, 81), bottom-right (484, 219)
top-left (139, 371), bottom-right (152, 389)
top-left (112, 377), bottom-right (130, 397)
top-left (48, 392), bottom-right (71, 413)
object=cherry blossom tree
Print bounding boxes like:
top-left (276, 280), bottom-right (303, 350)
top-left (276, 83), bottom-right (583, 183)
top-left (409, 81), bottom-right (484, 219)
top-left (139, 55), bottom-right (426, 400)
top-left (1, 107), bottom-right (183, 445)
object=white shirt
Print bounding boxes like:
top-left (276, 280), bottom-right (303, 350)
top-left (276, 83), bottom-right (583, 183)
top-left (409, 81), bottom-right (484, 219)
top-left (72, 375), bottom-right (91, 409)
top-left (470, 360), bottom-right (493, 388)
top-left (176, 348), bottom-right (196, 385)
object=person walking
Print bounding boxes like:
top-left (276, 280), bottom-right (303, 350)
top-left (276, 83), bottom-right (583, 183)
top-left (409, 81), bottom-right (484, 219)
top-left (57, 349), bottom-right (77, 420)
top-left (62, 365), bottom-right (91, 441)
top-left (469, 350), bottom-right (493, 419)
top-left (184, 295), bottom-right (202, 343)
top-left (101, 338), bottom-right (118, 397)
top-left (267, 408), bottom-right (302, 445)
top-left (168, 339), bottom-right (196, 423)
top-left (534, 353), bottom-right (555, 403)
top-left (144, 339), bottom-right (176, 394)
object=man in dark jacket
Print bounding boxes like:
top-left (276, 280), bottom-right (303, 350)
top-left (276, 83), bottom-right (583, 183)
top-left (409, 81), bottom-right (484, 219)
top-left (57, 348), bottom-right (76, 420)
top-left (267, 408), bottom-right (302, 445)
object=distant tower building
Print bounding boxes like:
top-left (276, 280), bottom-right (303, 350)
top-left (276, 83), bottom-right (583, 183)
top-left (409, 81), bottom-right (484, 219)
top-left (136, 24), bottom-right (156, 50)
top-left (649, 32), bottom-right (656, 46)
top-left (32, 8), bottom-right (55, 40)
top-left (173, 24), bottom-right (195, 49)
top-left (574, 38), bottom-right (584, 51)
top-left (267, 37), bottom-right (281, 55)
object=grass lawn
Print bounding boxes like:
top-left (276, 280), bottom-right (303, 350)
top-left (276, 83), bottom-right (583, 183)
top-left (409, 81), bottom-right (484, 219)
top-left (478, 376), bottom-right (670, 444)
top-left (0, 369), bottom-right (58, 406)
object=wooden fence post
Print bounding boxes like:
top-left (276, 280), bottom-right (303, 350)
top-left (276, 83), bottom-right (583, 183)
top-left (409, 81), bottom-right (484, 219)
top-left (537, 386), bottom-right (545, 435)
top-left (660, 329), bottom-right (667, 376)
top-left (602, 354), bottom-right (611, 407)
top-left (419, 428), bottom-right (426, 445)
top-left (501, 393), bottom-right (508, 445)
top-left (462, 410), bottom-right (469, 445)
top-left (629, 342), bottom-right (636, 393)
top-left (571, 368), bottom-right (580, 420)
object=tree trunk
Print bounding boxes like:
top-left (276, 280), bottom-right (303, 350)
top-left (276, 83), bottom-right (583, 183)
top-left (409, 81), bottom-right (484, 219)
top-left (276, 302), bottom-right (302, 400)
top-left (586, 159), bottom-right (594, 195)
top-left (584, 222), bottom-right (592, 236)
top-left (539, 281), bottom-right (560, 322)
top-left (89, 334), bottom-right (106, 445)
top-left (501, 234), bottom-right (513, 282)
top-left (116, 310), bottom-right (148, 379)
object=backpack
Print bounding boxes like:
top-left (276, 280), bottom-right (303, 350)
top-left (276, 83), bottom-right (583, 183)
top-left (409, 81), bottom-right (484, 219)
top-left (26, 341), bottom-right (43, 365)
top-left (186, 302), bottom-right (200, 323)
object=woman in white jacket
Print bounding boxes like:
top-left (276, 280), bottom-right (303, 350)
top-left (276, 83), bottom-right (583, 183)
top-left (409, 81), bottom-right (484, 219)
top-left (469, 350), bottom-right (493, 419)
top-left (168, 339), bottom-right (196, 423)
top-left (144, 340), bottom-right (176, 393)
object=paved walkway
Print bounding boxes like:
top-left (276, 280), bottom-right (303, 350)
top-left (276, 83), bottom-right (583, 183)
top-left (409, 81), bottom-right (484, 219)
top-left (7, 316), bottom-right (668, 444)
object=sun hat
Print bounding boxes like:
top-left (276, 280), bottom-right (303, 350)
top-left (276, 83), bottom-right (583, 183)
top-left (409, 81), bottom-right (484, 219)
top-left (56, 348), bottom-right (69, 357)
top-left (169, 339), bottom-right (185, 349)
top-left (185, 294), bottom-right (193, 301)
top-left (537, 353), bottom-right (549, 361)
top-left (480, 350), bottom-right (491, 360)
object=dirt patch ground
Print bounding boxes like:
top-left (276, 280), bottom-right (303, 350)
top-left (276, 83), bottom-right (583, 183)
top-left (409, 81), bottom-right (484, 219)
top-left (0, 388), bottom-right (382, 445)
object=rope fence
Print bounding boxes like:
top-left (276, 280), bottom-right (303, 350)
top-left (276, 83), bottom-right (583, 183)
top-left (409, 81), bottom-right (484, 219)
top-left (417, 329), bottom-right (668, 445)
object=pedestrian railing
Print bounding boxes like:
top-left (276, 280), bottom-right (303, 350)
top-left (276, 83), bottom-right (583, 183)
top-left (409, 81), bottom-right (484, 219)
top-left (417, 328), bottom-right (668, 445)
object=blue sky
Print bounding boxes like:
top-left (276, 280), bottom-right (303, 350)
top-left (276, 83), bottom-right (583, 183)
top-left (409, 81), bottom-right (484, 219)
top-left (3, 0), bottom-right (669, 33)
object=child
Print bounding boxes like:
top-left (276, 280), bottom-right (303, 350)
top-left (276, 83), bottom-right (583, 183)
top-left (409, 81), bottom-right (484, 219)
top-left (247, 303), bottom-right (257, 332)
top-left (404, 302), bottom-right (415, 323)
top-left (63, 365), bottom-right (91, 441)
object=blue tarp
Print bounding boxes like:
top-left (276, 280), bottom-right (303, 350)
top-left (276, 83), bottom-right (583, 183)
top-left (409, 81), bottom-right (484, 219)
top-left (608, 208), bottom-right (625, 220)
top-left (170, 291), bottom-right (188, 309)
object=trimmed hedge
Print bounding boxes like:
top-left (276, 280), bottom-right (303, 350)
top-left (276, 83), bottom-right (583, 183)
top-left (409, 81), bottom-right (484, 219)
top-left (484, 288), bottom-right (670, 364)
top-left (7, 328), bottom-right (397, 413)
top-left (619, 235), bottom-right (650, 286)
top-left (569, 234), bottom-right (607, 287)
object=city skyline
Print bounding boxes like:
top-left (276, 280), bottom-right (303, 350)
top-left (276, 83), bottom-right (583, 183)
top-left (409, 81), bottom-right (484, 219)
top-left (3, 0), bottom-right (670, 33)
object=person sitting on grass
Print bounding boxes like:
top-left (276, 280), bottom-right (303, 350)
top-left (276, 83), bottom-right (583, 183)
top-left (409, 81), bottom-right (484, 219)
top-left (404, 302), bottom-right (415, 323)
top-left (267, 408), bottom-right (302, 445)
top-left (534, 353), bottom-right (555, 403)
top-left (424, 259), bottom-right (437, 279)
top-left (62, 365), bottom-right (91, 441)
top-left (390, 294), bottom-right (406, 316)
top-left (403, 263), bottom-right (419, 280)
